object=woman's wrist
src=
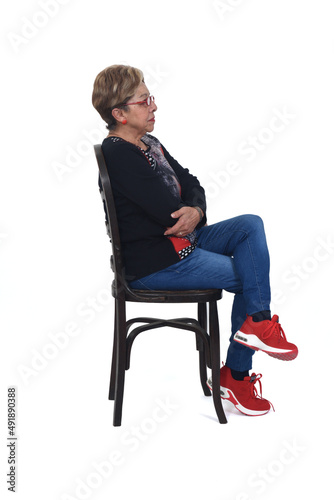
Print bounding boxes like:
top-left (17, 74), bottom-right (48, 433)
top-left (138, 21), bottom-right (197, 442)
top-left (193, 206), bottom-right (204, 222)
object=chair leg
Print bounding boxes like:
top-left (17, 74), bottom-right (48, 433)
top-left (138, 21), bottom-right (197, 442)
top-left (108, 303), bottom-right (118, 400)
top-left (197, 303), bottom-right (211, 396)
top-left (113, 299), bottom-right (127, 426)
top-left (209, 301), bottom-right (227, 424)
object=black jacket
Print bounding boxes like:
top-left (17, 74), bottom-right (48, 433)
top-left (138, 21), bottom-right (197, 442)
top-left (102, 135), bottom-right (207, 281)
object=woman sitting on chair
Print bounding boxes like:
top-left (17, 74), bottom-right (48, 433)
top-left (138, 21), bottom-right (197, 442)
top-left (92, 64), bottom-right (298, 417)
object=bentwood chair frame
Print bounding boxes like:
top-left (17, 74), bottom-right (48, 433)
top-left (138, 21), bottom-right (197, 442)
top-left (94, 144), bottom-right (227, 426)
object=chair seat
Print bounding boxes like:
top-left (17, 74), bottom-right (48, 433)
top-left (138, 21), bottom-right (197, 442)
top-left (112, 280), bottom-right (222, 303)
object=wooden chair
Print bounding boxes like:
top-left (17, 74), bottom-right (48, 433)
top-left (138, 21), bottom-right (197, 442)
top-left (94, 144), bottom-right (227, 426)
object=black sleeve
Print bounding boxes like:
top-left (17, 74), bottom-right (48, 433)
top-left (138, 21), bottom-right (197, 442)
top-left (102, 141), bottom-right (181, 227)
top-left (161, 144), bottom-right (207, 227)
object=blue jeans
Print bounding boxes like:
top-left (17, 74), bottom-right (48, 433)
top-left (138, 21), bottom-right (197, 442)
top-left (129, 215), bottom-right (271, 371)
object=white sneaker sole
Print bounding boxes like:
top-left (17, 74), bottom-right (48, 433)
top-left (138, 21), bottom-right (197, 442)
top-left (206, 378), bottom-right (270, 416)
top-left (233, 331), bottom-right (298, 360)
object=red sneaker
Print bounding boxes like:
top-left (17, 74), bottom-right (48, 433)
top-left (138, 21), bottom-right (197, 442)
top-left (234, 315), bottom-right (298, 360)
top-left (207, 365), bottom-right (273, 416)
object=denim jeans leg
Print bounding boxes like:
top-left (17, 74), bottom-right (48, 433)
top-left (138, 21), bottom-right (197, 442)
top-left (129, 214), bottom-right (271, 372)
top-left (196, 214), bottom-right (271, 315)
top-left (225, 293), bottom-right (255, 371)
top-left (129, 247), bottom-right (242, 291)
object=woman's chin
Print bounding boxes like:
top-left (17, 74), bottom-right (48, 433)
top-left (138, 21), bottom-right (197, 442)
top-left (146, 122), bottom-right (155, 132)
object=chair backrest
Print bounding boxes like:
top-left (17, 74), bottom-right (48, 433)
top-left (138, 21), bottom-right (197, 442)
top-left (94, 144), bottom-right (128, 297)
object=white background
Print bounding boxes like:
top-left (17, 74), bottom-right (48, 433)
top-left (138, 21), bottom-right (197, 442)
top-left (1, 0), bottom-right (333, 499)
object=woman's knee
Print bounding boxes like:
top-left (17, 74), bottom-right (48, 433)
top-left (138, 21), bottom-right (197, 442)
top-left (240, 214), bottom-right (264, 232)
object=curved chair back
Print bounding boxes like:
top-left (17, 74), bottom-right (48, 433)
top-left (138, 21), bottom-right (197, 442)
top-left (94, 144), bottom-right (128, 298)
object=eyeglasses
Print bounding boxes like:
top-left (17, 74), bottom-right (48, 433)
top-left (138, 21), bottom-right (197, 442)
top-left (124, 95), bottom-right (155, 107)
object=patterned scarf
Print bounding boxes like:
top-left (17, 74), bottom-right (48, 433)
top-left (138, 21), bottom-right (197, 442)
top-left (142, 134), bottom-right (197, 245)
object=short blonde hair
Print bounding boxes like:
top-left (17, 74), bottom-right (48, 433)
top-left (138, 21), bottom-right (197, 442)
top-left (92, 64), bottom-right (144, 130)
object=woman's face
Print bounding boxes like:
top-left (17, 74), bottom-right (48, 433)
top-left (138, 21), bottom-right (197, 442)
top-left (123, 82), bottom-right (157, 135)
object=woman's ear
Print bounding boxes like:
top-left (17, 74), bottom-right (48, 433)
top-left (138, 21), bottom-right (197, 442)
top-left (111, 107), bottom-right (126, 125)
